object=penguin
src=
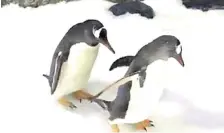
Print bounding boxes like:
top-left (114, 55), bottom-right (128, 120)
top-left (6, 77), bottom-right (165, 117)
top-left (43, 19), bottom-right (115, 109)
top-left (89, 35), bottom-right (185, 132)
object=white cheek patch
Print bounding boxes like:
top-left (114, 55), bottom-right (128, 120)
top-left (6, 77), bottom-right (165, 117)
top-left (176, 45), bottom-right (182, 54)
top-left (93, 27), bottom-right (103, 38)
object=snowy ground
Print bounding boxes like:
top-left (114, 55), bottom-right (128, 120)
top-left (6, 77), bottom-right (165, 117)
top-left (1, 0), bottom-right (224, 132)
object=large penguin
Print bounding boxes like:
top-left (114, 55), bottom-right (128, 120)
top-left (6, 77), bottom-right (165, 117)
top-left (43, 19), bottom-right (115, 109)
top-left (90, 35), bottom-right (185, 132)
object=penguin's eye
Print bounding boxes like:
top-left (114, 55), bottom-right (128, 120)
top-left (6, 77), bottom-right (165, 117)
top-left (93, 27), bottom-right (103, 38)
top-left (176, 44), bottom-right (182, 54)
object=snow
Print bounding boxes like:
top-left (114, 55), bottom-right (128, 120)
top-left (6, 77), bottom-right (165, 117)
top-left (0, 0), bottom-right (224, 132)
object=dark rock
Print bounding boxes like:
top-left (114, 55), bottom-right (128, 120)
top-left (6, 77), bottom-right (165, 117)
top-left (109, 1), bottom-right (155, 19)
top-left (182, 0), bottom-right (224, 11)
top-left (1, 0), bottom-right (15, 7)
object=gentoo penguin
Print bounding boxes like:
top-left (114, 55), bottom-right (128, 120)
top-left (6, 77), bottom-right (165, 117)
top-left (43, 19), bottom-right (115, 109)
top-left (90, 35), bottom-right (185, 132)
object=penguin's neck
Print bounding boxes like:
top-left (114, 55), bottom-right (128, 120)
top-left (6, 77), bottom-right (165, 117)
top-left (147, 56), bottom-right (165, 67)
top-left (68, 43), bottom-right (100, 62)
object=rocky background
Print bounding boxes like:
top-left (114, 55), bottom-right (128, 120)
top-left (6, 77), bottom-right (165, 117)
top-left (1, 0), bottom-right (77, 8)
top-left (1, 0), bottom-right (224, 10)
top-left (1, 0), bottom-right (136, 8)
top-left (182, 0), bottom-right (224, 11)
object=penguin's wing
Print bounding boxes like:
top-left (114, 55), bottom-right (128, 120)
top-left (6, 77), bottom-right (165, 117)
top-left (51, 51), bottom-right (67, 95)
top-left (91, 70), bottom-right (142, 99)
top-left (109, 56), bottom-right (135, 71)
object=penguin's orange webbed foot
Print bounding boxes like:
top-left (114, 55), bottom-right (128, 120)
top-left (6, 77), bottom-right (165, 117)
top-left (142, 119), bottom-right (154, 127)
top-left (111, 124), bottom-right (120, 132)
top-left (71, 90), bottom-right (93, 103)
top-left (58, 97), bottom-right (77, 109)
top-left (136, 121), bottom-right (147, 131)
top-left (135, 119), bottom-right (154, 132)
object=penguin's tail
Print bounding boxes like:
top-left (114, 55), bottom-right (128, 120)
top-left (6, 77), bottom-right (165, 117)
top-left (42, 74), bottom-right (52, 87)
top-left (42, 74), bottom-right (50, 80)
top-left (109, 55), bottom-right (135, 71)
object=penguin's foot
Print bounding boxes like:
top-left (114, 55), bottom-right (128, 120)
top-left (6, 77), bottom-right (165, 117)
top-left (136, 121), bottom-right (147, 131)
top-left (58, 97), bottom-right (76, 109)
top-left (111, 124), bottom-right (120, 132)
top-left (135, 119), bottom-right (154, 131)
top-left (72, 90), bottom-right (93, 102)
top-left (142, 119), bottom-right (154, 127)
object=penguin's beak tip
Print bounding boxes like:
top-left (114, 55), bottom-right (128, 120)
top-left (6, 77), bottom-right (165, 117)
top-left (174, 54), bottom-right (185, 67)
top-left (107, 46), bottom-right (115, 54)
top-left (111, 49), bottom-right (115, 54)
top-left (100, 39), bottom-right (115, 54)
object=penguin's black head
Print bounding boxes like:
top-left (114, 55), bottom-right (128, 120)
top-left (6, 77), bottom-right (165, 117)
top-left (150, 35), bottom-right (185, 67)
top-left (85, 19), bottom-right (115, 54)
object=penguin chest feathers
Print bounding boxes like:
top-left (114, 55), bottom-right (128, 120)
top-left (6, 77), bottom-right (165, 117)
top-left (53, 43), bottom-right (100, 98)
top-left (119, 60), bottom-right (170, 124)
top-left (67, 43), bottom-right (100, 72)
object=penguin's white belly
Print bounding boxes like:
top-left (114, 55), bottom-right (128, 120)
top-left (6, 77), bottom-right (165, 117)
top-left (53, 44), bottom-right (100, 99)
top-left (110, 60), bottom-right (169, 124)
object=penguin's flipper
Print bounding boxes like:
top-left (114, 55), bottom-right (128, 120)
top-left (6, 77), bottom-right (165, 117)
top-left (51, 52), bottom-right (66, 95)
top-left (92, 99), bottom-right (110, 110)
top-left (89, 70), bottom-right (143, 100)
top-left (109, 55), bottom-right (135, 71)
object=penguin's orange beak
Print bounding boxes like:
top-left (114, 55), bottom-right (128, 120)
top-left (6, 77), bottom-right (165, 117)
top-left (99, 28), bottom-right (115, 54)
top-left (173, 53), bottom-right (185, 67)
